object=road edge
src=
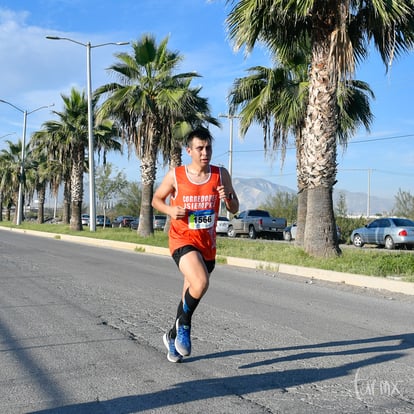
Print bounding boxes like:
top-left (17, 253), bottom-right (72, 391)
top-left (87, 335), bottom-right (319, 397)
top-left (1, 226), bottom-right (413, 296)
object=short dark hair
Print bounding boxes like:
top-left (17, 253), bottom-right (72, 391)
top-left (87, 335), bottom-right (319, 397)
top-left (186, 127), bottom-right (213, 147)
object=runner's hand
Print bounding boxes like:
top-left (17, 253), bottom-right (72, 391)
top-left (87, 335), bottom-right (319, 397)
top-left (170, 205), bottom-right (186, 219)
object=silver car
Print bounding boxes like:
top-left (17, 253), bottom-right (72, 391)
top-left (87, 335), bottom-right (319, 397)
top-left (153, 214), bottom-right (167, 230)
top-left (351, 217), bottom-right (414, 250)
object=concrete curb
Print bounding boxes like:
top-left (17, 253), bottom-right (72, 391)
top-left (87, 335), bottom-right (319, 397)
top-left (2, 226), bottom-right (413, 296)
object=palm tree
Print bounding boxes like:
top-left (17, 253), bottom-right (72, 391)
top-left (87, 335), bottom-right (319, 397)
top-left (229, 51), bottom-right (374, 247)
top-left (39, 88), bottom-right (88, 230)
top-left (229, 53), bottom-right (309, 245)
top-left (31, 127), bottom-right (72, 224)
top-left (0, 139), bottom-right (30, 223)
top-left (227, 0), bottom-right (414, 258)
top-left (96, 34), bottom-right (212, 236)
top-left (0, 147), bottom-right (15, 222)
top-left (32, 88), bottom-right (122, 230)
top-left (28, 139), bottom-right (61, 224)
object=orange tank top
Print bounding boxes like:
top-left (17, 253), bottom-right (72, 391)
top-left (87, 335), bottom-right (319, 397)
top-left (169, 165), bottom-right (222, 260)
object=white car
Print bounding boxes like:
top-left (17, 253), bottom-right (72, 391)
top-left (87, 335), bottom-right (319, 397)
top-left (284, 223), bottom-right (342, 242)
top-left (216, 216), bottom-right (229, 236)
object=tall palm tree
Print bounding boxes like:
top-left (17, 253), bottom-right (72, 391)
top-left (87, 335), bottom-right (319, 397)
top-left (229, 51), bottom-right (374, 247)
top-left (96, 34), bottom-right (210, 236)
top-left (41, 88), bottom-right (88, 230)
top-left (32, 88), bottom-right (122, 230)
top-left (0, 139), bottom-right (30, 224)
top-left (31, 127), bottom-right (72, 224)
top-left (227, 0), bottom-right (414, 258)
top-left (0, 146), bottom-right (12, 221)
top-left (28, 137), bottom-right (63, 224)
top-left (229, 54), bottom-right (309, 245)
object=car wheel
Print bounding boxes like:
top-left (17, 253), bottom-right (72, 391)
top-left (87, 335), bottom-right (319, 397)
top-left (352, 233), bottom-right (364, 248)
top-left (284, 231), bottom-right (292, 242)
top-left (384, 236), bottom-right (395, 250)
top-left (248, 225), bottom-right (257, 239)
top-left (227, 225), bottom-right (236, 238)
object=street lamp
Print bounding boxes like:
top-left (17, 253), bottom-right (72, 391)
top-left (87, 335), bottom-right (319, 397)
top-left (46, 36), bottom-right (129, 231)
top-left (0, 99), bottom-right (54, 225)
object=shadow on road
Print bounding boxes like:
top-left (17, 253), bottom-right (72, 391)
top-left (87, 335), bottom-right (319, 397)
top-left (29, 333), bottom-right (413, 413)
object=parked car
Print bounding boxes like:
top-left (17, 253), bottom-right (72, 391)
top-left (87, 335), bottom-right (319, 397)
top-left (112, 215), bottom-right (134, 228)
top-left (284, 223), bottom-right (342, 242)
top-left (228, 209), bottom-right (287, 239)
top-left (130, 218), bottom-right (139, 230)
top-left (216, 216), bottom-right (229, 236)
top-left (96, 215), bottom-right (111, 227)
top-left (81, 214), bottom-right (90, 226)
top-left (283, 224), bottom-right (297, 241)
top-left (350, 217), bottom-right (414, 250)
top-left (153, 214), bottom-right (167, 230)
top-left (130, 216), bottom-right (167, 231)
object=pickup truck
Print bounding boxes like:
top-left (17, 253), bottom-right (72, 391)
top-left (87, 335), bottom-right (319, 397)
top-left (227, 209), bottom-right (287, 239)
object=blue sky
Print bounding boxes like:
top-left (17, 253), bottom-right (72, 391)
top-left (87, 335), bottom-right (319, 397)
top-left (1, 0), bottom-right (414, 203)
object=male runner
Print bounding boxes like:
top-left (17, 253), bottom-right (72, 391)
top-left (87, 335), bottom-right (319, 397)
top-left (152, 127), bottom-right (239, 362)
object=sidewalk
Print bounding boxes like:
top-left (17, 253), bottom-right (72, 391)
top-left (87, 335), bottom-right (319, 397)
top-left (1, 226), bottom-right (413, 296)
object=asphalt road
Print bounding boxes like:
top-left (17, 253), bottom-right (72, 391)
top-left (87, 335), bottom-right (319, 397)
top-left (1, 231), bottom-right (413, 413)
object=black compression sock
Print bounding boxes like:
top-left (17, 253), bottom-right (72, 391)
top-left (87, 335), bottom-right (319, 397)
top-left (179, 288), bottom-right (200, 326)
top-left (170, 300), bottom-right (183, 338)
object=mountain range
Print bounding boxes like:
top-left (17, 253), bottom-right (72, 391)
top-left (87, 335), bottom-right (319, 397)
top-left (232, 177), bottom-right (395, 216)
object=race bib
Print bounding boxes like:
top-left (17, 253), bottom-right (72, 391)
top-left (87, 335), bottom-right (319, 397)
top-left (188, 209), bottom-right (215, 230)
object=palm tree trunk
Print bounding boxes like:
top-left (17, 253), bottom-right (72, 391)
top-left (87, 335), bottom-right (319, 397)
top-left (37, 185), bottom-right (46, 224)
top-left (306, 186), bottom-right (340, 256)
top-left (138, 126), bottom-right (161, 237)
top-left (63, 179), bottom-right (71, 224)
top-left (295, 131), bottom-right (306, 246)
top-left (295, 188), bottom-right (307, 247)
top-left (70, 145), bottom-right (84, 231)
top-left (302, 14), bottom-right (341, 258)
top-left (138, 154), bottom-right (155, 237)
top-left (6, 206), bottom-right (11, 221)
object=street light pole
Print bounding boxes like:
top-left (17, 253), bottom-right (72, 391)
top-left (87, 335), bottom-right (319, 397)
top-left (85, 41), bottom-right (96, 232)
top-left (0, 99), bottom-right (53, 225)
top-left (46, 36), bottom-right (129, 231)
top-left (219, 113), bottom-right (241, 218)
top-left (18, 110), bottom-right (28, 225)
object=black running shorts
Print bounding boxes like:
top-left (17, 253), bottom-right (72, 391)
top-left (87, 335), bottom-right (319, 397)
top-left (172, 245), bottom-right (216, 274)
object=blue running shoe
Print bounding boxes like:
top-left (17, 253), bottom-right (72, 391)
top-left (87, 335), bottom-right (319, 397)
top-left (163, 332), bottom-right (183, 363)
top-left (175, 319), bottom-right (191, 356)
